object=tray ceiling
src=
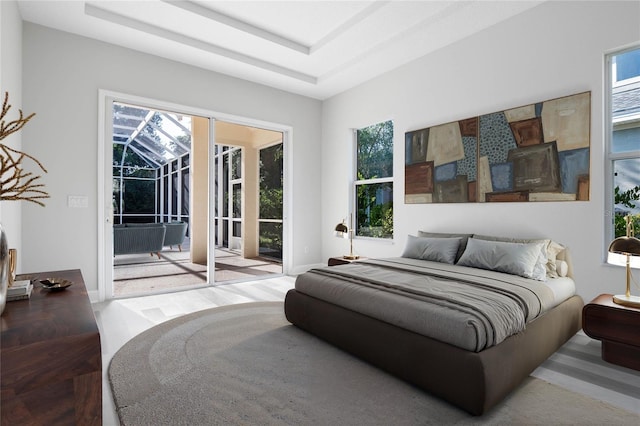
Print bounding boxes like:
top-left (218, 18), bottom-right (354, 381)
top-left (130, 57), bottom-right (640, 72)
top-left (18, 1), bottom-right (545, 99)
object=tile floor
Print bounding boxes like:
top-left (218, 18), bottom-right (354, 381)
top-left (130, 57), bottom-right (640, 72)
top-left (93, 276), bottom-right (295, 426)
top-left (113, 246), bottom-right (282, 297)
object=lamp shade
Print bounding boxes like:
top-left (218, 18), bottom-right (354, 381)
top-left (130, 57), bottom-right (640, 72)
top-left (607, 236), bottom-right (640, 268)
top-left (608, 215), bottom-right (640, 308)
top-left (334, 221), bottom-right (348, 239)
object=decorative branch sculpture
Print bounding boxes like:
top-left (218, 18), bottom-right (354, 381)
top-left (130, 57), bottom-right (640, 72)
top-left (0, 92), bottom-right (49, 206)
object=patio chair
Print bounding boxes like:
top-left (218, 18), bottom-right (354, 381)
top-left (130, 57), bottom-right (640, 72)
top-left (163, 221), bottom-right (188, 251)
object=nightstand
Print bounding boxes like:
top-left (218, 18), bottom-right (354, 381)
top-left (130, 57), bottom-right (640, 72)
top-left (582, 294), bottom-right (640, 371)
top-left (328, 256), bottom-right (365, 266)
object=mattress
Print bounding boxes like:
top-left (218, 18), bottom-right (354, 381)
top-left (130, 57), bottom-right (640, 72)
top-left (294, 257), bottom-right (576, 352)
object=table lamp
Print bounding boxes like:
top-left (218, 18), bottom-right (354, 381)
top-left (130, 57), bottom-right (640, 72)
top-left (607, 215), bottom-right (640, 308)
top-left (335, 213), bottom-right (359, 260)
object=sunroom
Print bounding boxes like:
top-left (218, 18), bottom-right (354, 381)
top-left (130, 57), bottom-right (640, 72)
top-left (111, 102), bottom-right (283, 296)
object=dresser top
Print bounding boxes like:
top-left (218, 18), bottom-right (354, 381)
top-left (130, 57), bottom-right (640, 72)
top-left (1, 269), bottom-right (99, 349)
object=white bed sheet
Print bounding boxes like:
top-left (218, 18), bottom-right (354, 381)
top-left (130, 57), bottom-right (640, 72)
top-left (543, 276), bottom-right (576, 308)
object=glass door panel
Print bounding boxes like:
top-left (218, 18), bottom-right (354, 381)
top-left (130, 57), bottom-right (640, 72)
top-left (259, 143), bottom-right (283, 263)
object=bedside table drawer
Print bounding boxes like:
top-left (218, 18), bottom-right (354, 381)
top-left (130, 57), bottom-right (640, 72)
top-left (582, 294), bottom-right (640, 370)
top-left (583, 295), bottom-right (640, 347)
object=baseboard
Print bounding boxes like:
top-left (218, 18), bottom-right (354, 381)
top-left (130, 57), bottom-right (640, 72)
top-left (88, 290), bottom-right (100, 304)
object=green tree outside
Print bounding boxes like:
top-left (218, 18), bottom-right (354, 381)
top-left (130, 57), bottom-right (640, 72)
top-left (614, 185), bottom-right (640, 237)
top-left (259, 143), bottom-right (283, 259)
top-left (356, 120), bottom-right (394, 238)
top-left (113, 105), bottom-right (164, 222)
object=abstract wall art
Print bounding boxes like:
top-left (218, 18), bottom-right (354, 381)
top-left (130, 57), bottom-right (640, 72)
top-left (405, 91), bottom-right (590, 203)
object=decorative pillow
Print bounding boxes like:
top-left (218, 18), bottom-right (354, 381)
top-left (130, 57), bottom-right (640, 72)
top-left (473, 234), bottom-right (550, 281)
top-left (402, 235), bottom-right (461, 264)
top-left (556, 259), bottom-right (569, 277)
top-left (545, 240), bottom-right (566, 278)
top-left (417, 231), bottom-right (472, 263)
top-left (457, 238), bottom-right (548, 280)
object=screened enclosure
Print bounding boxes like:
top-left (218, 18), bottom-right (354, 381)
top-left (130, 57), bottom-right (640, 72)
top-left (112, 102), bottom-right (283, 262)
top-left (112, 102), bottom-right (192, 226)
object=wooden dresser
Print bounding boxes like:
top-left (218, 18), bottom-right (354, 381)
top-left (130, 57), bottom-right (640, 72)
top-left (1, 269), bottom-right (102, 425)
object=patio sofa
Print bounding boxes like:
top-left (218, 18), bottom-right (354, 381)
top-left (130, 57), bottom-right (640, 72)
top-left (113, 223), bottom-right (166, 259)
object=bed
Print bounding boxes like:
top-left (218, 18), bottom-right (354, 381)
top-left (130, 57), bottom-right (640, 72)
top-left (284, 233), bottom-right (584, 415)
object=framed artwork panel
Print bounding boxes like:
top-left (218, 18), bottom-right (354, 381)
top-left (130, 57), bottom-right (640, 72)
top-left (404, 91), bottom-right (590, 203)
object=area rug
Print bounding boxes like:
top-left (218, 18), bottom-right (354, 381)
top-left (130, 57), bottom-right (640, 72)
top-left (109, 302), bottom-right (638, 425)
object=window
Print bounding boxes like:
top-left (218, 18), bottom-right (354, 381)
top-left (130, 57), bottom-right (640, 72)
top-left (355, 120), bottom-right (394, 239)
top-left (608, 47), bottom-right (640, 238)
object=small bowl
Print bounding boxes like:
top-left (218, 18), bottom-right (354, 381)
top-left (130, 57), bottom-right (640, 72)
top-left (40, 278), bottom-right (73, 291)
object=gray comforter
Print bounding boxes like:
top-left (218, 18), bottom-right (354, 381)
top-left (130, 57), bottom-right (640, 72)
top-left (294, 258), bottom-right (557, 352)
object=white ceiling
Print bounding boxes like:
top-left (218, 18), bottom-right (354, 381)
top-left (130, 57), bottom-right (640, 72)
top-left (18, 1), bottom-right (545, 100)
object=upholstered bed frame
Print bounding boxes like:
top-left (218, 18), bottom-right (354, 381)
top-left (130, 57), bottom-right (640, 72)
top-left (284, 249), bottom-right (583, 415)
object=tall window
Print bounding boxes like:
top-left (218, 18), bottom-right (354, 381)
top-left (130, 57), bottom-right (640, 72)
top-left (609, 47), bottom-right (640, 237)
top-left (355, 120), bottom-right (394, 239)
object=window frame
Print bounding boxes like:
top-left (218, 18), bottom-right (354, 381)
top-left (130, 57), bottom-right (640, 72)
top-left (605, 45), bottom-right (640, 249)
top-left (352, 120), bottom-right (394, 240)
top-left (612, 49), bottom-right (640, 88)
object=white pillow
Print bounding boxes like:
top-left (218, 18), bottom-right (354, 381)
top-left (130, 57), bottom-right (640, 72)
top-left (556, 259), bottom-right (569, 277)
top-left (545, 241), bottom-right (566, 278)
top-left (457, 238), bottom-right (547, 280)
top-left (402, 235), bottom-right (461, 264)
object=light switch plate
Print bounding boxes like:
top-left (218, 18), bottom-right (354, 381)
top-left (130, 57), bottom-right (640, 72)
top-left (68, 195), bottom-right (89, 208)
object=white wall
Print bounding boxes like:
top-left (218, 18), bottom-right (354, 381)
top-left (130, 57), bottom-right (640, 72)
top-left (0, 0), bottom-right (23, 259)
top-left (321, 1), bottom-right (640, 303)
top-left (21, 23), bottom-right (322, 292)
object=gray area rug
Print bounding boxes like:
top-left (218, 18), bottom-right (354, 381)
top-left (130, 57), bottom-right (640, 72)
top-left (109, 302), bottom-right (638, 425)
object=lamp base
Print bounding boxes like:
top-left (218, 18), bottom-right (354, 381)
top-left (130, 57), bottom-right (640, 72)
top-left (343, 254), bottom-right (360, 260)
top-left (613, 294), bottom-right (640, 308)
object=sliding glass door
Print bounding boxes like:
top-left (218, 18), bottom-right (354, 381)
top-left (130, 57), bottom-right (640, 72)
top-left (99, 92), bottom-right (290, 301)
top-left (213, 121), bottom-right (284, 282)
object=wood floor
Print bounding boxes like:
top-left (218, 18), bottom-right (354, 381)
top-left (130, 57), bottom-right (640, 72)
top-left (94, 280), bottom-right (640, 425)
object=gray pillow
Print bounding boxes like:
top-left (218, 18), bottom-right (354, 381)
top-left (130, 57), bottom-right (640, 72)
top-left (417, 231), bottom-right (472, 263)
top-left (473, 234), bottom-right (549, 281)
top-left (456, 238), bottom-right (547, 280)
top-left (402, 235), bottom-right (461, 264)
